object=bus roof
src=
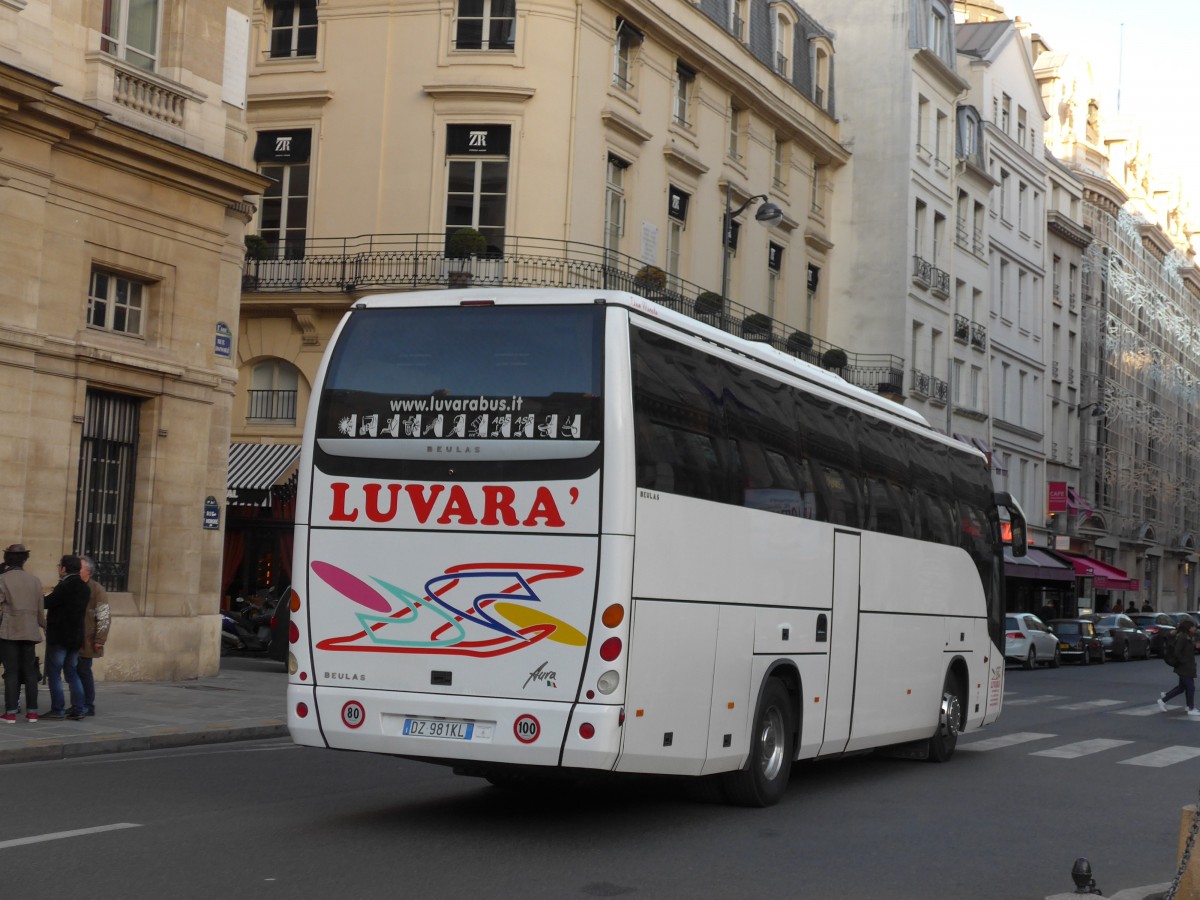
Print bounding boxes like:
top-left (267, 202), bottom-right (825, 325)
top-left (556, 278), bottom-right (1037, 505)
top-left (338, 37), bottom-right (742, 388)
top-left (348, 287), bottom-right (986, 464)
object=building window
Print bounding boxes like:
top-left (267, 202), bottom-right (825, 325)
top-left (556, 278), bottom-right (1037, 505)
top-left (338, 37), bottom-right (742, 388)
top-left (604, 154), bottom-right (628, 258)
top-left (812, 42), bottom-right (830, 109)
top-left (928, 5), bottom-right (946, 56)
top-left (87, 269), bottom-right (145, 336)
top-left (454, 0), bottom-right (515, 50)
top-left (255, 129), bottom-right (314, 258)
top-left (673, 63), bottom-right (695, 127)
top-left (728, 103), bottom-right (744, 161)
top-left (805, 264), bottom-right (819, 332)
top-left (767, 242), bottom-right (783, 319)
top-left (613, 18), bottom-right (642, 91)
top-left (774, 12), bottom-right (791, 77)
top-left (773, 137), bottom-right (787, 189)
top-left (445, 125), bottom-right (511, 255)
top-left (101, 0), bottom-right (161, 70)
top-left (249, 361), bottom-right (299, 424)
top-left (665, 185), bottom-right (689, 291)
top-left (258, 161), bottom-right (310, 258)
top-left (811, 163), bottom-right (824, 213)
top-left (74, 390), bottom-right (140, 592)
top-left (730, 0), bottom-right (748, 41)
top-left (269, 0), bottom-right (318, 59)
top-left (1001, 93), bottom-right (1011, 135)
top-left (999, 169), bottom-right (1010, 222)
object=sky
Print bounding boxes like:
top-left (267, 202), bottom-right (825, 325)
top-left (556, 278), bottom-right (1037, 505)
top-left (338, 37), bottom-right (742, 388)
top-left (999, 0), bottom-right (1200, 204)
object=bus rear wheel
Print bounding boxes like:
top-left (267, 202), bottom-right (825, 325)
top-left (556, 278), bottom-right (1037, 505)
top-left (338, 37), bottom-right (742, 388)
top-left (722, 679), bottom-right (794, 807)
top-left (927, 673), bottom-right (963, 763)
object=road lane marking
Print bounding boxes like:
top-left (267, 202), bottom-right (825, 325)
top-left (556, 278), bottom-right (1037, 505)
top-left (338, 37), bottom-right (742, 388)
top-left (1116, 704), bottom-right (1170, 716)
top-left (1004, 695), bottom-right (1068, 706)
top-left (1053, 699), bottom-right (1126, 711)
top-left (959, 732), bottom-right (1056, 752)
top-left (0, 823), bottom-right (141, 850)
top-left (1031, 738), bottom-right (1133, 759)
top-left (1120, 747), bottom-right (1200, 768)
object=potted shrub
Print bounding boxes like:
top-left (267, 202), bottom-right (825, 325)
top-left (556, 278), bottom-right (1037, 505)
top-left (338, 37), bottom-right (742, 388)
top-left (821, 347), bottom-right (848, 371)
top-left (786, 330), bottom-right (814, 356)
top-left (694, 291), bottom-right (724, 318)
top-left (742, 312), bottom-right (772, 340)
top-left (446, 227), bottom-right (488, 285)
top-left (633, 265), bottom-right (667, 295)
top-left (243, 234), bottom-right (271, 290)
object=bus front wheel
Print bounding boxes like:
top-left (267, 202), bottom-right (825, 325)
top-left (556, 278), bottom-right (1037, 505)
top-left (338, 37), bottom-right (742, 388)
top-left (927, 673), bottom-right (963, 763)
top-left (722, 679), bottom-right (794, 807)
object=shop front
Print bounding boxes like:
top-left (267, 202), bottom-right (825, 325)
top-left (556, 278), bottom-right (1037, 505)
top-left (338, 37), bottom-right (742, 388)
top-left (1003, 546), bottom-right (1077, 618)
top-left (223, 442), bottom-right (300, 609)
top-left (1055, 551), bottom-right (1140, 615)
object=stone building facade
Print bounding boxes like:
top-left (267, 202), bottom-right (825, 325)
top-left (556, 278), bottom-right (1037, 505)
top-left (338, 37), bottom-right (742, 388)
top-left (1, 0), bottom-right (266, 678)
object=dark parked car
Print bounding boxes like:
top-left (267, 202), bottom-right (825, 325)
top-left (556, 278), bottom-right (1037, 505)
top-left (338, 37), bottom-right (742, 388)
top-left (1131, 612), bottom-right (1179, 657)
top-left (1165, 612), bottom-right (1197, 629)
top-left (1090, 613), bottom-right (1152, 661)
top-left (1048, 619), bottom-right (1105, 665)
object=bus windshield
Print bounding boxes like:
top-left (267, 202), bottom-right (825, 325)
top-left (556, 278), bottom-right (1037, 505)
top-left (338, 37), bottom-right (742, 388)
top-left (316, 304), bottom-right (604, 458)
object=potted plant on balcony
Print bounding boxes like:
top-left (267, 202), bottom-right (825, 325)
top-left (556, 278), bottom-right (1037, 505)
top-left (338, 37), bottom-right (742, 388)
top-left (694, 290), bottom-right (724, 321)
top-left (243, 233), bottom-right (271, 290)
top-left (742, 312), bottom-right (772, 341)
top-left (446, 227), bottom-right (488, 286)
top-left (821, 347), bottom-right (848, 373)
top-left (786, 330), bottom-right (814, 359)
top-left (633, 265), bottom-right (667, 298)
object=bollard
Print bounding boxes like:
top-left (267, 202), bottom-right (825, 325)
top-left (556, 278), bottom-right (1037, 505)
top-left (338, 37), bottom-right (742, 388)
top-left (1176, 804), bottom-right (1200, 900)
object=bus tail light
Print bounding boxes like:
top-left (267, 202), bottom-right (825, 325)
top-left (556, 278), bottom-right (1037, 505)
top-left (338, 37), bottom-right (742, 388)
top-left (596, 670), bottom-right (620, 695)
top-left (599, 637), bottom-right (622, 661)
top-left (602, 604), bottom-right (625, 627)
top-left (289, 621), bottom-right (300, 644)
top-left (296, 702), bottom-right (309, 718)
top-left (579, 722), bottom-right (595, 740)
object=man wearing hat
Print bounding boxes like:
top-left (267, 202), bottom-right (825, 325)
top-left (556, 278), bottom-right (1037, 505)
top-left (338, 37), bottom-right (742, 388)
top-left (0, 543), bottom-right (46, 723)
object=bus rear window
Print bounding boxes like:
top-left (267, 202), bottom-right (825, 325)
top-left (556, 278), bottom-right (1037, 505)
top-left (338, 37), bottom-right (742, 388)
top-left (317, 305), bottom-right (603, 444)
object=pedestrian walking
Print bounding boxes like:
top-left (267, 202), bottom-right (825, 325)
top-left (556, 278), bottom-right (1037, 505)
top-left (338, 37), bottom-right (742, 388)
top-left (0, 543), bottom-right (45, 723)
top-left (77, 556), bottom-right (110, 718)
top-left (1141, 600), bottom-right (1153, 612)
top-left (42, 554), bottom-right (90, 720)
top-left (1157, 616), bottom-right (1200, 717)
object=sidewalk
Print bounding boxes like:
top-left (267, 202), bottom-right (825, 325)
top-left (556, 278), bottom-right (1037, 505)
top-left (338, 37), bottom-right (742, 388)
top-left (0, 655), bottom-right (287, 765)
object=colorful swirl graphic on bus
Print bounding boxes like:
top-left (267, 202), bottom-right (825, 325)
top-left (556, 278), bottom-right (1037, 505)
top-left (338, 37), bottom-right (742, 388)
top-left (310, 560), bottom-right (586, 656)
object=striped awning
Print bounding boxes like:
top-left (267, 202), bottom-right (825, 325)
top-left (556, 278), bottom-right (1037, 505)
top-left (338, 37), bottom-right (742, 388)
top-left (226, 443), bottom-right (300, 504)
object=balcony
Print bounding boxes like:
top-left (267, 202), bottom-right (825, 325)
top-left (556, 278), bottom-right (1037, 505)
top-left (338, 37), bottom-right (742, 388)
top-left (912, 255), bottom-right (949, 296)
top-left (970, 322), bottom-right (986, 349)
top-left (954, 313), bottom-right (970, 343)
top-left (248, 389), bottom-right (297, 423)
top-left (241, 233), bottom-right (906, 396)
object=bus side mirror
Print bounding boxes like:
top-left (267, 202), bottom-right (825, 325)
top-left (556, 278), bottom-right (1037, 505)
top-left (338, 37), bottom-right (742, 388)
top-left (994, 491), bottom-right (1028, 557)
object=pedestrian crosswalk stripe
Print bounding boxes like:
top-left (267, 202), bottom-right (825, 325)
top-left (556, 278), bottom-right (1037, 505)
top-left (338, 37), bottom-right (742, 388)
top-left (1053, 699), bottom-right (1126, 711)
top-left (1115, 704), bottom-right (1169, 716)
top-left (960, 731), bottom-right (1056, 752)
top-left (1031, 738), bottom-right (1133, 759)
top-left (1120, 746), bottom-right (1200, 768)
top-left (1004, 695), bottom-right (1068, 706)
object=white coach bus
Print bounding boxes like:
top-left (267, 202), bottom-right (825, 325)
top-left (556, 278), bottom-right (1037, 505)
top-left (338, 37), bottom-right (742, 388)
top-left (286, 288), bottom-right (1026, 806)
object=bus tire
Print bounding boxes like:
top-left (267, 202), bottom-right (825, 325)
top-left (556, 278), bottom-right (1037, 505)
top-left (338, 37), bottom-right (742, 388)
top-left (927, 672), bottom-right (963, 763)
top-left (722, 678), bottom-right (794, 807)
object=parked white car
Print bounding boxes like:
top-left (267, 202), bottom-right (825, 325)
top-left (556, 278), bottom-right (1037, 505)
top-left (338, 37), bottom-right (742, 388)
top-left (1005, 613), bottom-right (1061, 669)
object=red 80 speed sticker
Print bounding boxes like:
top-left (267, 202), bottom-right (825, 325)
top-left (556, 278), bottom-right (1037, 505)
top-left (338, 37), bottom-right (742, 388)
top-left (341, 700), bottom-right (365, 729)
top-left (513, 714), bottom-right (540, 744)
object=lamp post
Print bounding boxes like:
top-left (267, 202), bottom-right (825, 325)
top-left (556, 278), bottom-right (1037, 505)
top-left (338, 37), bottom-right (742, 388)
top-left (720, 183), bottom-right (783, 310)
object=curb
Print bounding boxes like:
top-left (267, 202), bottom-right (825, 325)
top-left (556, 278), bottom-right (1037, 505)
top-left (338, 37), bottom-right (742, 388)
top-left (0, 721), bottom-right (289, 765)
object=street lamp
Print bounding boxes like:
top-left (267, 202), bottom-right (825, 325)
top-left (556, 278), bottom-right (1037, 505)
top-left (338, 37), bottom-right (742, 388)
top-left (1079, 402), bottom-right (1107, 417)
top-left (720, 184), bottom-right (784, 309)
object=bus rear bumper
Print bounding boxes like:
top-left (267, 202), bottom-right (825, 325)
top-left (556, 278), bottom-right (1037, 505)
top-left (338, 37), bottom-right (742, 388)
top-left (287, 683), bottom-right (623, 770)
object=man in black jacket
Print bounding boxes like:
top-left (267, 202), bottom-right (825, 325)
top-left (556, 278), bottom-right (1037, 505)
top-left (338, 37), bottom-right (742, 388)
top-left (43, 555), bottom-right (90, 720)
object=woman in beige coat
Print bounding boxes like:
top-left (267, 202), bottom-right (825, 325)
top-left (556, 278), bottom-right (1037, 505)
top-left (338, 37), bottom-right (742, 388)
top-left (0, 543), bottom-right (46, 722)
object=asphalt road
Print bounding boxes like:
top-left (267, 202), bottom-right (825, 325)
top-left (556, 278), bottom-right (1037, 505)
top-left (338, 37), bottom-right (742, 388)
top-left (0, 655), bottom-right (1193, 900)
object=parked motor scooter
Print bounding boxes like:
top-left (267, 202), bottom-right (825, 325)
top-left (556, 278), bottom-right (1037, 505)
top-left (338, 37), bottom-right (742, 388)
top-left (220, 602), bottom-right (275, 655)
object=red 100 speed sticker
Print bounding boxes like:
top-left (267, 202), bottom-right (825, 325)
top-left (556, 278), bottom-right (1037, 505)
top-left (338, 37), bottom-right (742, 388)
top-left (513, 714), bottom-right (540, 744)
top-left (341, 701), bottom-right (365, 729)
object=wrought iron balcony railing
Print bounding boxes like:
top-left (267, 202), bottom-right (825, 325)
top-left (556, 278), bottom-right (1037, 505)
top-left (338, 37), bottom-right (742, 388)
top-left (953, 313), bottom-right (970, 342)
top-left (248, 389), bottom-right (297, 423)
top-left (242, 233), bottom-right (905, 395)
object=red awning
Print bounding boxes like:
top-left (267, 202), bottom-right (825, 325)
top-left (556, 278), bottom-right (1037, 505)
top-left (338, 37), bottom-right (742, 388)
top-left (1057, 552), bottom-right (1140, 592)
